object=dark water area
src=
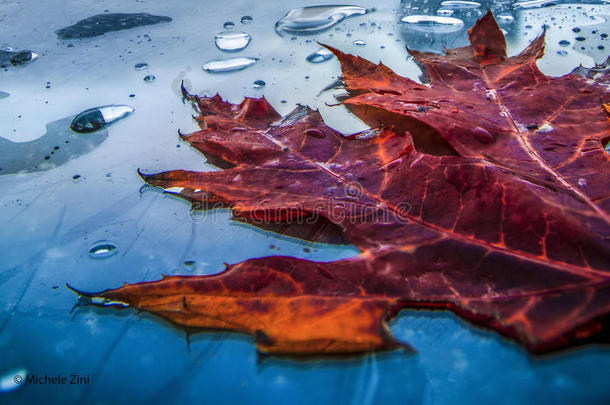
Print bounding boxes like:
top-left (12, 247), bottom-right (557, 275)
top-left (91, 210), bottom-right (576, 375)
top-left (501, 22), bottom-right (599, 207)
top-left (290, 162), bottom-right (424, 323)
top-left (55, 13), bottom-right (172, 39)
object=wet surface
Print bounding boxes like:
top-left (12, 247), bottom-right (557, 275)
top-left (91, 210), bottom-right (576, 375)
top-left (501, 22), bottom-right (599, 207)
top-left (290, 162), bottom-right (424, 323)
top-left (0, 0), bottom-right (609, 404)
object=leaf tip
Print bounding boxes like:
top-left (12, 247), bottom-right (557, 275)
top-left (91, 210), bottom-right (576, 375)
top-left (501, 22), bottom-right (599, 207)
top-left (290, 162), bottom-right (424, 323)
top-left (468, 10), bottom-right (507, 64)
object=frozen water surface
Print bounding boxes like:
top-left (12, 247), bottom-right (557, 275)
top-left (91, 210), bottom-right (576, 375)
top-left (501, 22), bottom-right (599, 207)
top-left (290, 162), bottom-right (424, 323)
top-left (1, 0), bottom-right (609, 404)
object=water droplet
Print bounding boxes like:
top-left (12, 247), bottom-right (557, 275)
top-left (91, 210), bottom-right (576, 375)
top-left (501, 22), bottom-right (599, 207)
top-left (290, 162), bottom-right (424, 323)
top-left (253, 80), bottom-right (266, 89)
top-left (0, 44), bottom-right (13, 52)
top-left (578, 178), bottom-right (587, 187)
top-left (497, 13), bottom-right (514, 23)
top-left (134, 62), bottom-right (148, 70)
top-left (353, 40), bottom-right (366, 46)
top-left (70, 105), bottom-right (134, 133)
top-left (558, 40), bottom-right (570, 46)
top-left (184, 260), bottom-right (196, 266)
top-left (472, 127), bottom-right (495, 144)
top-left (304, 128), bottom-right (326, 138)
top-left (240, 16), bottom-right (253, 24)
top-left (439, 1), bottom-right (481, 8)
top-left (556, 50), bottom-right (568, 56)
top-left (574, 36), bottom-right (586, 42)
top-left (275, 5), bottom-right (370, 35)
top-left (306, 47), bottom-right (334, 63)
top-left (536, 123), bottom-right (554, 133)
top-left (88, 241), bottom-right (118, 259)
top-left (8, 50), bottom-right (38, 66)
top-left (572, 27), bottom-right (581, 33)
top-left (436, 8), bottom-right (455, 16)
top-left (202, 57), bottom-right (258, 73)
top-left (143, 74), bottom-right (156, 82)
top-left (514, 0), bottom-right (557, 9)
top-left (333, 89), bottom-right (350, 101)
top-left (401, 15), bottom-right (464, 33)
top-left (223, 21), bottom-right (235, 29)
top-left (214, 31), bottom-right (251, 52)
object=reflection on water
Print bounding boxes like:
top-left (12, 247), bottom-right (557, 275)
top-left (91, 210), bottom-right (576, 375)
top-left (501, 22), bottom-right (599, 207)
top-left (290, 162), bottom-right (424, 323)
top-left (0, 117), bottom-right (108, 175)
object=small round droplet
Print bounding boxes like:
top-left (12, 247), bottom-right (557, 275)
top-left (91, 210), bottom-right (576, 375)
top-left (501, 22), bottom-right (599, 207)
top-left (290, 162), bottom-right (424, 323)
top-left (304, 128), bottom-right (326, 138)
top-left (574, 36), bottom-right (586, 42)
top-left (88, 241), bottom-right (118, 259)
top-left (143, 74), bottom-right (156, 82)
top-left (353, 40), bottom-right (366, 46)
top-left (223, 21), bottom-right (235, 29)
top-left (240, 16), bottom-right (253, 24)
top-left (556, 50), bottom-right (568, 56)
top-left (436, 8), bottom-right (455, 16)
top-left (215, 31), bottom-right (251, 52)
top-left (253, 80), bottom-right (265, 89)
top-left (134, 62), bottom-right (148, 70)
top-left (558, 40), bottom-right (570, 47)
top-left (497, 13), bottom-right (514, 23)
top-left (472, 127), bottom-right (495, 144)
top-left (572, 27), bottom-right (581, 33)
top-left (306, 47), bottom-right (333, 63)
top-left (184, 260), bottom-right (196, 266)
top-left (578, 178), bottom-right (587, 187)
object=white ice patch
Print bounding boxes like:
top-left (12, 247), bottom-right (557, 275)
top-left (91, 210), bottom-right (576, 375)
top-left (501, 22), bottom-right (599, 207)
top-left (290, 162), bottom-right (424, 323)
top-left (536, 123), bottom-right (554, 133)
top-left (164, 187), bottom-right (185, 193)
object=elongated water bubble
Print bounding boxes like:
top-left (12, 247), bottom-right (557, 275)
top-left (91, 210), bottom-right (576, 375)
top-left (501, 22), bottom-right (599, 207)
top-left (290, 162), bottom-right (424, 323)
top-left (202, 57), bottom-right (259, 73)
top-left (275, 5), bottom-right (370, 35)
top-left (514, 0), bottom-right (557, 9)
top-left (88, 241), bottom-right (118, 259)
top-left (70, 105), bottom-right (134, 133)
top-left (214, 31), bottom-right (251, 52)
top-left (436, 8), bottom-right (455, 16)
top-left (439, 1), bottom-right (481, 8)
top-left (9, 50), bottom-right (38, 66)
top-left (400, 15), bottom-right (464, 33)
top-left (306, 47), bottom-right (334, 63)
top-left (497, 13), bottom-right (515, 23)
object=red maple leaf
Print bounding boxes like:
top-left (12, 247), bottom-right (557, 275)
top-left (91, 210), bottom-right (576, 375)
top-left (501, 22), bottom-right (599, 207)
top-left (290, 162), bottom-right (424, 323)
top-left (71, 12), bottom-right (610, 355)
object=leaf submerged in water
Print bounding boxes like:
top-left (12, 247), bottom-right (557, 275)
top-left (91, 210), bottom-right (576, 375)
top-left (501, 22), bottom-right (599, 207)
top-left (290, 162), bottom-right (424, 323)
top-left (73, 12), bottom-right (610, 355)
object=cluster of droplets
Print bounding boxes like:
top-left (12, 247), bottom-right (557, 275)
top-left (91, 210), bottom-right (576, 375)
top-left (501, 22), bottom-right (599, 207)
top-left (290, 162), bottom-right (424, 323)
top-left (400, 0), bottom-right (521, 36)
top-left (202, 6), bottom-right (377, 87)
top-left (203, 15), bottom-right (259, 83)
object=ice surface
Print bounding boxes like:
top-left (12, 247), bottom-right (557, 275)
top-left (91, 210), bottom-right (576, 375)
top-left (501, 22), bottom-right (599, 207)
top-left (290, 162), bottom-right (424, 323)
top-left (1, 0), bottom-right (609, 404)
